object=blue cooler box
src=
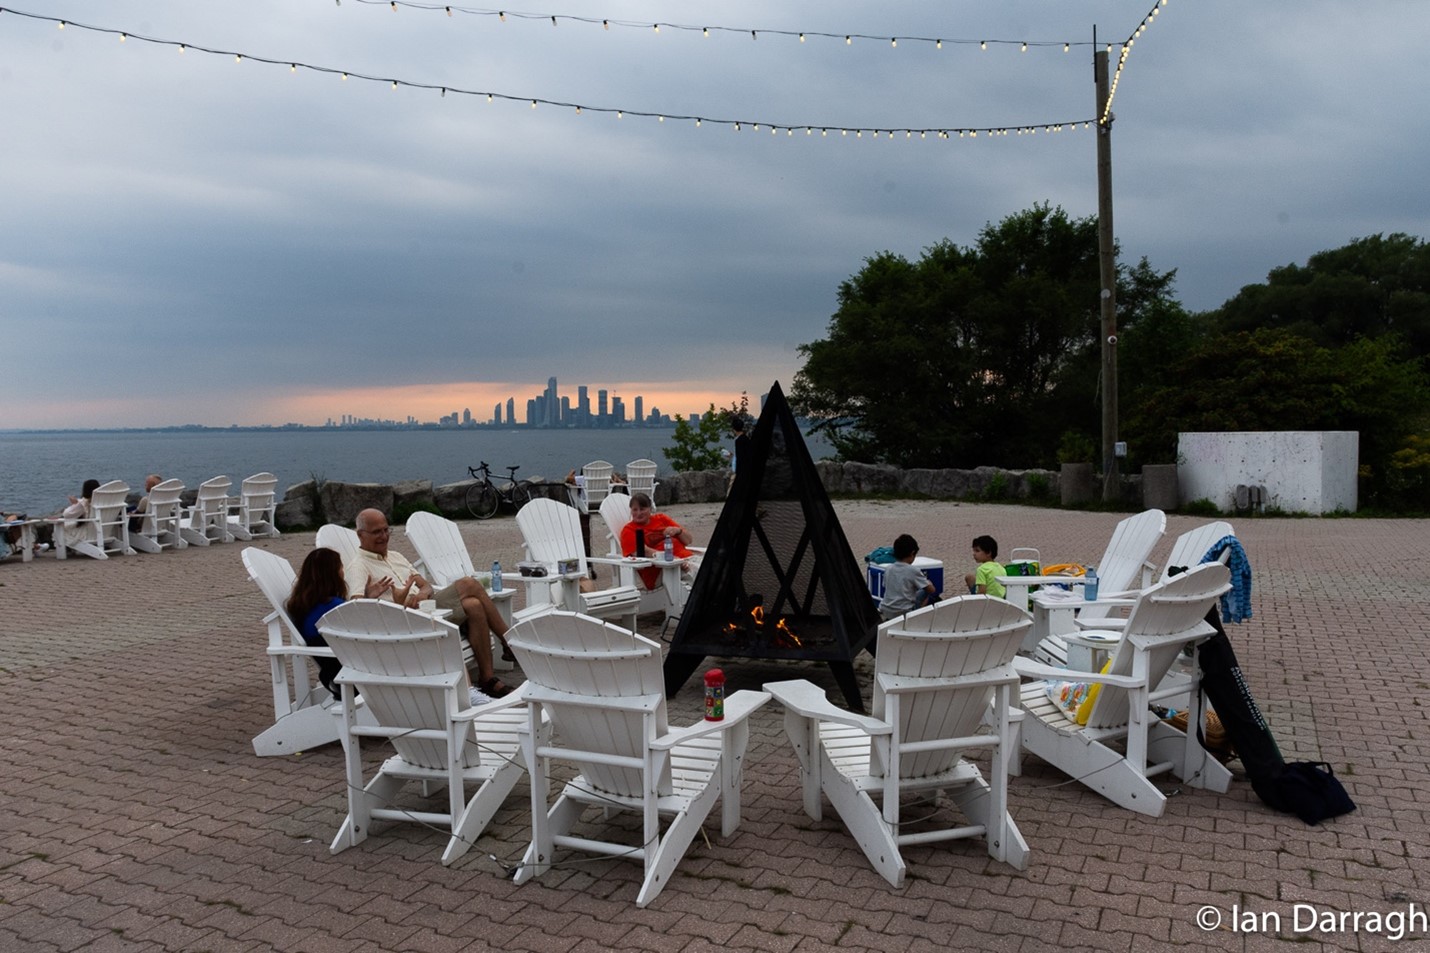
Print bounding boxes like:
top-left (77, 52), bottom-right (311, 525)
top-left (867, 556), bottom-right (945, 605)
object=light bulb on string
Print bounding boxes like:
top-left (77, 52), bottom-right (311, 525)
top-left (1021, 41), bottom-right (1027, 52)
top-left (235, 54), bottom-right (242, 63)
top-left (936, 39), bottom-right (942, 50)
top-left (980, 40), bottom-right (986, 50)
top-left (57, 21), bottom-right (64, 29)
top-left (799, 33), bottom-right (805, 42)
top-left (120, 33), bottom-right (126, 42)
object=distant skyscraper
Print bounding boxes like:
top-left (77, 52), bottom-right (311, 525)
top-left (526, 398), bottom-right (538, 426)
top-left (560, 396), bottom-right (571, 424)
top-left (462, 408), bottom-right (471, 426)
top-left (578, 385), bottom-right (590, 428)
top-left (612, 396), bottom-right (626, 426)
top-left (544, 377), bottom-right (559, 428)
top-left (634, 396), bottom-right (643, 426)
top-left (598, 389), bottom-right (608, 426)
top-left (493, 403), bottom-right (502, 426)
top-left (505, 398), bottom-right (514, 426)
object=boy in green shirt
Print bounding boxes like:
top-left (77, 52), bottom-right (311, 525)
top-left (963, 534), bottom-right (1007, 599)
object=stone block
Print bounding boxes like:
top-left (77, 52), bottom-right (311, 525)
top-left (1061, 463), bottom-right (1096, 505)
top-left (1142, 465), bottom-right (1178, 510)
top-left (319, 482), bottom-right (393, 527)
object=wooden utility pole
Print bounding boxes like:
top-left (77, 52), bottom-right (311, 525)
top-left (1094, 45), bottom-right (1119, 502)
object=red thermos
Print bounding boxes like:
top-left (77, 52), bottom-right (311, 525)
top-left (703, 668), bottom-right (725, 721)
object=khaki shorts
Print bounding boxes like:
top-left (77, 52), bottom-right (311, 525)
top-left (434, 582), bottom-right (468, 625)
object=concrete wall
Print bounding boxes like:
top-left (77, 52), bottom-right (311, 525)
top-left (1177, 431), bottom-right (1359, 514)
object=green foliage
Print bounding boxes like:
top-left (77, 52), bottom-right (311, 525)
top-left (664, 404), bottom-right (729, 471)
top-left (1380, 434), bottom-right (1430, 513)
top-left (1215, 233), bottom-right (1430, 356)
top-left (791, 203), bottom-right (1180, 469)
top-left (981, 472), bottom-right (1010, 501)
top-left (393, 498), bottom-right (442, 524)
top-left (1057, 432), bottom-right (1097, 465)
top-left (1182, 498), bottom-right (1221, 517)
top-left (1124, 328), bottom-right (1430, 504)
top-left (1026, 472), bottom-right (1051, 500)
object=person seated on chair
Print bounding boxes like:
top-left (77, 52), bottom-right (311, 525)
top-left (345, 508), bottom-right (517, 698)
top-left (963, 534), bottom-right (1007, 599)
top-left (128, 473), bottom-right (164, 531)
top-left (33, 478), bottom-right (100, 547)
top-left (620, 492), bottom-right (700, 590)
top-left (289, 547), bottom-right (496, 706)
top-left (879, 533), bottom-right (941, 621)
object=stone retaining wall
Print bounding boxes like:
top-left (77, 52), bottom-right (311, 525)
top-left (274, 463), bottom-right (1060, 530)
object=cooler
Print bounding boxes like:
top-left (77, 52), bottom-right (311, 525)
top-left (867, 556), bottom-right (944, 605)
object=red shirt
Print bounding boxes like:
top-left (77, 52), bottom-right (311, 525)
top-left (620, 513), bottom-right (692, 589)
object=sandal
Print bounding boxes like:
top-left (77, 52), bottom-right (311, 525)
top-left (498, 636), bottom-right (517, 663)
top-left (479, 677), bottom-right (515, 699)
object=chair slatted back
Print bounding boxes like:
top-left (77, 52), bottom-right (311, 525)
top-left (1095, 509), bottom-right (1166, 593)
top-left (81, 480), bottom-right (133, 555)
top-left (1160, 520), bottom-right (1236, 582)
top-left (875, 596), bottom-right (1029, 779)
top-left (242, 547), bottom-right (301, 637)
top-left (189, 476), bottom-right (232, 541)
top-left (599, 492), bottom-right (632, 556)
top-left (516, 498), bottom-right (586, 576)
top-left (1082, 562), bottom-right (1231, 731)
top-left (238, 472), bottom-right (279, 534)
top-left (316, 524), bottom-right (362, 565)
top-left (319, 600), bottom-right (478, 771)
top-left (581, 460), bottom-right (614, 511)
top-left (406, 511), bottom-right (475, 588)
top-left (142, 479), bottom-right (186, 544)
top-left (507, 611), bottom-right (671, 797)
top-left (625, 459), bottom-right (658, 502)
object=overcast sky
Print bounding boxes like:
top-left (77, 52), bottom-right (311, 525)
top-left (3, 1), bottom-right (1427, 429)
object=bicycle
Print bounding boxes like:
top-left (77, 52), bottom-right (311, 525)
top-left (466, 461), bottom-right (533, 520)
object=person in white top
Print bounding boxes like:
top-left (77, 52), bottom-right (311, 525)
top-left (343, 508), bottom-right (515, 698)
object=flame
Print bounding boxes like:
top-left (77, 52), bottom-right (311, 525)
top-left (774, 617), bottom-right (802, 648)
top-left (751, 605), bottom-right (764, 626)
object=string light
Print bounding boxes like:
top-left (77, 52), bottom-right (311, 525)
top-left (1103, 0), bottom-right (1173, 123)
top-left (0, 7), bottom-right (1098, 145)
top-left (323, 1), bottom-right (1096, 53)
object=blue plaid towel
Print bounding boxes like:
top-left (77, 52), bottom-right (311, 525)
top-left (1201, 535), bottom-right (1252, 623)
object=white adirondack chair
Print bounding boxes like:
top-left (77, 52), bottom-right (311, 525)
top-left (128, 479), bottom-right (188, 554)
top-left (574, 459), bottom-right (614, 514)
top-left (242, 547), bottom-right (371, 756)
top-left (507, 611), bottom-right (770, 907)
top-left (1000, 508), bottom-right (1165, 653)
top-left (404, 510), bottom-right (517, 671)
top-left (181, 476), bottom-right (234, 546)
top-left (515, 498), bottom-right (640, 631)
top-left (228, 472), bottom-right (281, 540)
top-left (598, 492), bottom-right (686, 620)
top-left (1014, 562), bottom-right (1234, 817)
top-left (1035, 520), bottom-right (1238, 667)
top-left (318, 600), bottom-right (539, 865)
top-left (764, 596), bottom-right (1031, 886)
top-left (55, 480), bottom-right (135, 560)
top-left (625, 458), bottom-right (659, 506)
top-left (315, 523), bottom-right (362, 565)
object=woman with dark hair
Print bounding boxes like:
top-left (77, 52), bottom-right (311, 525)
top-left (286, 547), bottom-right (351, 698)
top-left (287, 547), bottom-right (496, 706)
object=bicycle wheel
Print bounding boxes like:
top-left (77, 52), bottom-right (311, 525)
top-left (467, 481), bottom-right (500, 520)
top-left (510, 481), bottom-right (533, 512)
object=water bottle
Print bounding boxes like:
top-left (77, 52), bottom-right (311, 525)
top-left (491, 560), bottom-right (502, 593)
top-left (1083, 566), bottom-right (1098, 602)
top-left (664, 534), bottom-right (674, 562)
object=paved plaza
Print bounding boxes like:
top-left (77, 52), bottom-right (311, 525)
top-left (3, 501), bottom-right (1427, 952)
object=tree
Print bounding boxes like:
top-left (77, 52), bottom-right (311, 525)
top-left (663, 400), bottom-right (743, 472)
top-left (1122, 328), bottom-right (1430, 503)
top-left (791, 204), bottom-right (1180, 468)
top-left (1215, 233), bottom-right (1430, 358)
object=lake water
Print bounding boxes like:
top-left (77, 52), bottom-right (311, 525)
top-left (0, 427), bottom-right (832, 516)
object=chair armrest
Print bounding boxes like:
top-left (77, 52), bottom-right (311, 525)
top-left (455, 689), bottom-right (530, 721)
top-left (763, 679), bottom-right (889, 734)
top-left (1013, 656), bottom-right (1146, 689)
top-left (651, 690), bottom-right (771, 748)
top-left (266, 643), bottom-right (337, 659)
top-left (997, 574), bottom-right (1085, 588)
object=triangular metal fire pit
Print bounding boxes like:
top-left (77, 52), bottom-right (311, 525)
top-left (664, 381), bottom-right (878, 710)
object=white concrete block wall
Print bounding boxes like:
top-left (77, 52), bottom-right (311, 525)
top-left (1177, 431), bottom-right (1358, 514)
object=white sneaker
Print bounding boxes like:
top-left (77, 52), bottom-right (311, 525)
top-left (468, 686), bottom-right (494, 707)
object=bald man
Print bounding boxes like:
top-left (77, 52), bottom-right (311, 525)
top-left (344, 508), bottom-right (515, 698)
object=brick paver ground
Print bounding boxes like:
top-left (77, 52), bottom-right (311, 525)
top-left (3, 502), bottom-right (1426, 952)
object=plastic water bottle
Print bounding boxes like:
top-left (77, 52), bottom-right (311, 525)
top-left (664, 535), bottom-right (674, 562)
top-left (491, 560), bottom-right (502, 593)
top-left (1084, 566), bottom-right (1098, 602)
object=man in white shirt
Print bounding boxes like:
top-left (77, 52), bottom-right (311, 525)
top-left (344, 508), bottom-right (515, 698)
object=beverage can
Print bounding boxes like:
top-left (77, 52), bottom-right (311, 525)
top-left (703, 668), bottom-right (725, 721)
